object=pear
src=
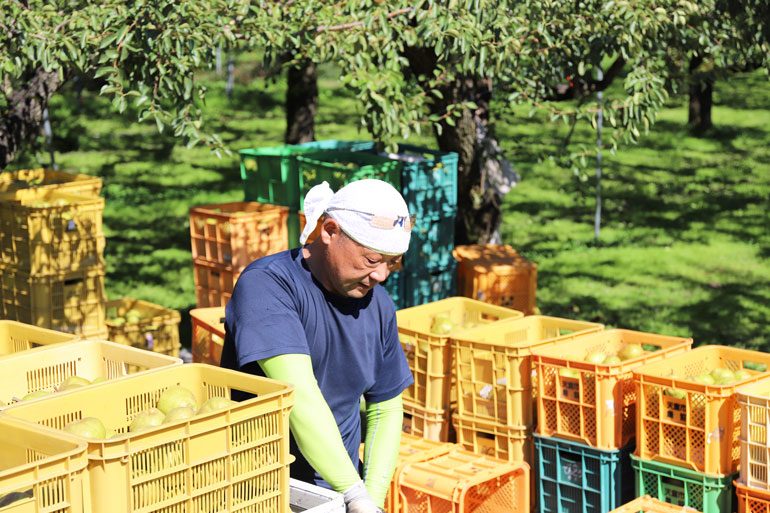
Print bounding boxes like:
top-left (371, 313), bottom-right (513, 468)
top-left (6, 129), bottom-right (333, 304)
top-left (129, 408), bottom-right (166, 432)
top-left (198, 397), bottom-right (236, 415)
top-left (156, 386), bottom-right (197, 414)
top-left (64, 417), bottom-right (107, 439)
top-left (58, 376), bottom-right (91, 391)
top-left (163, 406), bottom-right (196, 423)
top-left (22, 390), bottom-right (53, 401)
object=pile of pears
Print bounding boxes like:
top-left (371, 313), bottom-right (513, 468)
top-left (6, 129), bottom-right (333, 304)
top-left (429, 313), bottom-right (477, 335)
top-left (663, 366), bottom-right (755, 398)
top-left (558, 344), bottom-right (651, 379)
top-left (62, 385), bottom-right (236, 440)
top-left (108, 308), bottom-right (144, 327)
top-left (1, 375), bottom-right (105, 406)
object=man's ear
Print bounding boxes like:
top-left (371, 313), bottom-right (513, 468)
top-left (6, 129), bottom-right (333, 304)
top-left (319, 217), bottom-right (341, 244)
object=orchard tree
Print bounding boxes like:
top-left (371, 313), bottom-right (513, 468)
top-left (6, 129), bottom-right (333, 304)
top-left (2, 1), bottom-right (768, 244)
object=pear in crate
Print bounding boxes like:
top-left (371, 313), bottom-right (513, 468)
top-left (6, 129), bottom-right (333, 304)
top-left (65, 417), bottom-right (107, 439)
top-left (157, 385), bottom-right (197, 414)
top-left (164, 406), bottom-right (196, 423)
top-left (130, 408), bottom-right (165, 432)
top-left (198, 396), bottom-right (236, 414)
top-left (58, 376), bottom-right (91, 391)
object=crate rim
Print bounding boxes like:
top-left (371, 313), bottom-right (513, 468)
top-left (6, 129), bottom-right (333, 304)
top-left (189, 200), bottom-right (290, 217)
top-left (190, 306), bottom-right (226, 338)
top-left (452, 314), bottom-right (604, 348)
top-left (633, 344), bottom-right (770, 397)
top-left (104, 297), bottom-right (181, 327)
top-left (3, 363), bottom-right (294, 460)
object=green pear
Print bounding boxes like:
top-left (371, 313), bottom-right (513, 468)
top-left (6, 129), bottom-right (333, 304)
top-left (156, 386), bottom-right (198, 414)
top-left (129, 408), bottom-right (165, 432)
top-left (64, 417), bottom-right (107, 439)
top-left (198, 397), bottom-right (236, 415)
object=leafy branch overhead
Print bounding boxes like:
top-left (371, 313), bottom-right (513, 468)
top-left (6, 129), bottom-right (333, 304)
top-left (1, 0), bottom-right (768, 163)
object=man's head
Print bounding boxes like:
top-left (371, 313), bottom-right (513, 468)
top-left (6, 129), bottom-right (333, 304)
top-left (300, 179), bottom-right (412, 298)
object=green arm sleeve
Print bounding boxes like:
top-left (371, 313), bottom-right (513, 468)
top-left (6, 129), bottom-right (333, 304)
top-left (258, 354), bottom-right (361, 492)
top-left (362, 394), bottom-right (404, 507)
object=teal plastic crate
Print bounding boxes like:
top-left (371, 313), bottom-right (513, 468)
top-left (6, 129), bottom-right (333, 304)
top-left (379, 144), bottom-right (458, 220)
top-left (239, 140), bottom-right (374, 209)
top-left (535, 434), bottom-right (634, 513)
top-left (401, 261), bottom-right (457, 308)
top-left (407, 212), bottom-right (455, 269)
top-left (296, 151), bottom-right (402, 211)
top-left (380, 268), bottom-right (404, 310)
top-left (631, 455), bottom-right (735, 513)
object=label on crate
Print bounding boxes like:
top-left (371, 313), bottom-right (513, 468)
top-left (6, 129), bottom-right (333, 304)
top-left (707, 426), bottom-right (724, 443)
top-left (605, 399), bottom-right (616, 415)
top-left (145, 332), bottom-right (155, 350)
top-left (479, 384), bottom-right (493, 400)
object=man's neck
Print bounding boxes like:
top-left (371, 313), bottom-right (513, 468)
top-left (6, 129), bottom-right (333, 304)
top-left (302, 244), bottom-right (335, 294)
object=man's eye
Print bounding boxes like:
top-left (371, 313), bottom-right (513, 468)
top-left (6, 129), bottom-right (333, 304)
top-left (366, 258), bottom-right (379, 265)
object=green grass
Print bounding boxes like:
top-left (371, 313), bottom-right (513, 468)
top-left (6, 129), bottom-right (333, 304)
top-left (9, 60), bottom-right (769, 350)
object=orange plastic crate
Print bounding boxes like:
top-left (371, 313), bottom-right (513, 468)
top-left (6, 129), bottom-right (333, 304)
top-left (383, 433), bottom-right (454, 513)
top-left (105, 297), bottom-right (181, 356)
top-left (611, 495), bottom-right (701, 513)
top-left (454, 244), bottom-right (537, 314)
top-left (736, 481), bottom-right (770, 513)
top-left (0, 320), bottom-right (77, 356)
top-left (193, 257), bottom-right (241, 307)
top-left (397, 297), bottom-right (524, 412)
top-left (0, 168), bottom-right (102, 198)
top-left (3, 364), bottom-right (294, 512)
top-left (397, 448), bottom-right (529, 513)
top-left (403, 401), bottom-right (452, 442)
top-left (0, 189), bottom-right (104, 276)
top-left (0, 416), bottom-right (90, 513)
top-left (190, 306), bottom-right (226, 365)
top-left (0, 263), bottom-right (106, 336)
top-left (534, 329), bottom-right (693, 450)
top-left (738, 379), bottom-right (770, 490)
top-left (189, 201), bottom-right (289, 270)
top-left (452, 315), bottom-right (603, 427)
top-left (634, 345), bottom-right (770, 475)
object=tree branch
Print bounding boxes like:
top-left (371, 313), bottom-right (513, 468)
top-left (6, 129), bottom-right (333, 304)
top-left (547, 56), bottom-right (626, 101)
top-left (315, 7), bottom-right (413, 32)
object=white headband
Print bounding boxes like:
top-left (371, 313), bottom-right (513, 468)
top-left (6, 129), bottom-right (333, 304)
top-left (299, 179), bottom-right (411, 255)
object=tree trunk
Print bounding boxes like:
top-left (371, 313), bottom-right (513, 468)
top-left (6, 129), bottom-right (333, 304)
top-left (688, 56), bottom-right (714, 133)
top-left (404, 48), bottom-right (516, 244)
top-left (0, 68), bottom-right (62, 169)
top-left (285, 60), bottom-right (317, 144)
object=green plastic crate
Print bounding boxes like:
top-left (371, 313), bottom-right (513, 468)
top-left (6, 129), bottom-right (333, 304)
top-left (406, 212), bottom-right (455, 269)
top-left (535, 434), bottom-right (634, 513)
top-left (631, 455), bottom-right (735, 513)
top-left (296, 151), bottom-right (402, 211)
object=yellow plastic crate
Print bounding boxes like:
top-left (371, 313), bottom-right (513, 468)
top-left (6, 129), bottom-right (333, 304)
top-left (190, 306), bottom-right (225, 365)
top-left (0, 264), bottom-right (106, 336)
top-left (189, 201), bottom-right (289, 270)
top-left (0, 320), bottom-right (77, 356)
top-left (193, 257), bottom-right (240, 307)
top-left (0, 168), bottom-right (102, 198)
top-left (452, 315), bottom-right (603, 427)
top-left (0, 416), bottom-right (90, 513)
top-left (452, 413), bottom-right (532, 465)
top-left (403, 401), bottom-right (452, 443)
top-left (533, 329), bottom-right (693, 450)
top-left (3, 364), bottom-right (294, 513)
top-left (397, 448), bottom-right (529, 513)
top-left (0, 189), bottom-right (104, 276)
top-left (610, 495), bottom-right (701, 513)
top-left (634, 345), bottom-right (770, 475)
top-left (105, 297), bottom-right (181, 356)
top-left (397, 297), bottom-right (524, 411)
top-left (738, 379), bottom-right (770, 490)
top-left (0, 339), bottom-right (181, 407)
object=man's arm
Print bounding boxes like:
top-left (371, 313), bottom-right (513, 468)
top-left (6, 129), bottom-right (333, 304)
top-left (361, 394), bottom-right (403, 508)
top-left (258, 353), bottom-right (362, 491)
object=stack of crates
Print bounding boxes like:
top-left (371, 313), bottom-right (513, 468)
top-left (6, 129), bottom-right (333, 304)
top-left (190, 306), bottom-right (225, 365)
top-left (0, 168), bottom-right (107, 338)
top-left (736, 377), bottom-right (770, 513)
top-left (240, 141), bottom-right (459, 309)
top-left (632, 345), bottom-right (770, 513)
top-left (530, 329), bottom-right (694, 513)
top-left (1, 363), bottom-right (295, 512)
top-left (104, 297), bottom-right (182, 357)
top-left (396, 297), bottom-right (524, 442)
top-left (454, 243), bottom-right (538, 314)
top-left (189, 201), bottom-right (289, 307)
top-left (450, 314), bottom-right (604, 503)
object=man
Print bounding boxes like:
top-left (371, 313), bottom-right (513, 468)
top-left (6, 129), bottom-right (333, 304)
top-left (220, 179), bottom-right (413, 513)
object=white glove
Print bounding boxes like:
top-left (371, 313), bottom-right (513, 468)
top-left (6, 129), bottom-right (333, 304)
top-left (343, 481), bottom-right (383, 513)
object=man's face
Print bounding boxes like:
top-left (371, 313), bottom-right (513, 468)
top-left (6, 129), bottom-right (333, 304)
top-left (327, 230), bottom-right (402, 298)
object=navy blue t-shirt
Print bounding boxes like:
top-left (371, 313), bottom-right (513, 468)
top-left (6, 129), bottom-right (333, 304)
top-left (220, 248), bottom-right (413, 487)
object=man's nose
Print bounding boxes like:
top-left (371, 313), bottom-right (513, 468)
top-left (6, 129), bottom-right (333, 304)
top-left (369, 261), bottom-right (391, 284)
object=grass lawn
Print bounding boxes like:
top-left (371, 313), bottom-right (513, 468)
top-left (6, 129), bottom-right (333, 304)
top-left (9, 58), bottom-right (769, 350)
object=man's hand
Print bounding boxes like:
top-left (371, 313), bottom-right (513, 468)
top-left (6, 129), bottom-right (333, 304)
top-left (343, 481), bottom-right (383, 513)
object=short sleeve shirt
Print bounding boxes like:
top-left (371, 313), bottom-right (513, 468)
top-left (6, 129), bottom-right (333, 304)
top-left (220, 248), bottom-right (413, 485)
